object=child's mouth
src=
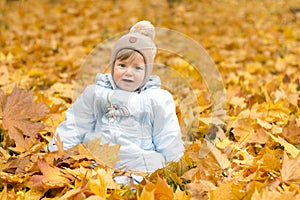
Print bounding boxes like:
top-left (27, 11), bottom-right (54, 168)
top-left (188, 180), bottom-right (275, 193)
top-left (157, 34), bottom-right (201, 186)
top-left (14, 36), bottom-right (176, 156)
top-left (122, 79), bottom-right (134, 83)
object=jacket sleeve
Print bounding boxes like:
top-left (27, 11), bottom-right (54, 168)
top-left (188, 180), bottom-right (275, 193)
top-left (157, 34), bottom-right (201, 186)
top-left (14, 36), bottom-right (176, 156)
top-left (48, 85), bottom-right (97, 151)
top-left (151, 90), bottom-right (185, 162)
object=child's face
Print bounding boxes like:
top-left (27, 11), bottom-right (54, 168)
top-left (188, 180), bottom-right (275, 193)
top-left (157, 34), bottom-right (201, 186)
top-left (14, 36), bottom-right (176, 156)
top-left (113, 52), bottom-right (145, 92)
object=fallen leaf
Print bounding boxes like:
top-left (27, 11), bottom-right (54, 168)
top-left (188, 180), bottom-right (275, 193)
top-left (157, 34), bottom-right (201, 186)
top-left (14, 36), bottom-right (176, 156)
top-left (267, 132), bottom-right (300, 158)
top-left (138, 180), bottom-right (155, 200)
top-left (229, 96), bottom-right (247, 110)
top-left (281, 152), bottom-right (300, 183)
top-left (85, 137), bottom-right (121, 169)
top-left (281, 117), bottom-right (300, 145)
top-left (0, 65), bottom-right (10, 86)
top-left (154, 176), bottom-right (174, 200)
top-left (1, 88), bottom-right (49, 151)
top-left (0, 184), bottom-right (7, 200)
top-left (0, 88), bottom-right (6, 116)
top-left (186, 180), bottom-right (216, 199)
top-left (209, 181), bottom-right (245, 200)
top-left (28, 158), bottom-right (72, 189)
top-left (89, 170), bottom-right (107, 198)
top-left (251, 188), bottom-right (298, 200)
top-left (256, 118), bottom-right (273, 130)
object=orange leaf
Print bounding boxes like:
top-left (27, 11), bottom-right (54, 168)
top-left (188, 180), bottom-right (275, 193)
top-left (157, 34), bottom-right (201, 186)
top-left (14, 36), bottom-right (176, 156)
top-left (154, 176), bottom-right (174, 200)
top-left (138, 176), bottom-right (174, 200)
top-left (0, 88), bottom-right (49, 151)
top-left (138, 180), bottom-right (155, 200)
top-left (28, 158), bottom-right (71, 188)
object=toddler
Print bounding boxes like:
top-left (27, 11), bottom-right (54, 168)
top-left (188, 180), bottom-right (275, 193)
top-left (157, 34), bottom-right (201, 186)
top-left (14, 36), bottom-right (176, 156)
top-left (48, 20), bottom-right (185, 174)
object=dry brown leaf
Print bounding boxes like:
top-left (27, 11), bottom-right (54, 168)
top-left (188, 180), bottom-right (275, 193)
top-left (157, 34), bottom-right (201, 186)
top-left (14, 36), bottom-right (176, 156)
top-left (0, 88), bottom-right (49, 151)
top-left (3, 156), bottom-right (31, 174)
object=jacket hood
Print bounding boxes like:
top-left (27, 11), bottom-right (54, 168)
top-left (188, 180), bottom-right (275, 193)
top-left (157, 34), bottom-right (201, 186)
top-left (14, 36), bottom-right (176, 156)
top-left (95, 73), bottom-right (161, 91)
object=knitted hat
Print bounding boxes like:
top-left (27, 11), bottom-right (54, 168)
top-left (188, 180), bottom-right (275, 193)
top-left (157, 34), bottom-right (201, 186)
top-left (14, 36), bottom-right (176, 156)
top-left (110, 20), bottom-right (157, 88)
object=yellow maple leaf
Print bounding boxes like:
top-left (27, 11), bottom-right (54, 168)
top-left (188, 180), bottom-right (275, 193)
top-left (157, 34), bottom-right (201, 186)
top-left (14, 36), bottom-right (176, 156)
top-left (89, 170), bottom-right (107, 198)
top-left (138, 180), bottom-right (156, 200)
top-left (28, 158), bottom-right (72, 189)
top-left (79, 137), bottom-right (121, 169)
top-left (154, 176), bottom-right (174, 200)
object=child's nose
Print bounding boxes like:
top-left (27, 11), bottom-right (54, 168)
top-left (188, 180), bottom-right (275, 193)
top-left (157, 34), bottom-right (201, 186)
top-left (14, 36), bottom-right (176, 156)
top-left (124, 67), bottom-right (134, 75)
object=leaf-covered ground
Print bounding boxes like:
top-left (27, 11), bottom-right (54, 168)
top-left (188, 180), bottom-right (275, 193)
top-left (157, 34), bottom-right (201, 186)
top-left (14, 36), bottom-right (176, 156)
top-left (0, 0), bottom-right (300, 199)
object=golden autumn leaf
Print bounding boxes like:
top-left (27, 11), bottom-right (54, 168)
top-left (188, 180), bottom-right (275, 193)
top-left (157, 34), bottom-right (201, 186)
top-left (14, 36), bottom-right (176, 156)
top-left (282, 117), bottom-right (300, 145)
top-left (281, 152), bottom-right (300, 183)
top-left (28, 158), bottom-right (72, 189)
top-left (138, 181), bottom-right (155, 200)
top-left (86, 196), bottom-right (106, 200)
top-left (267, 132), bottom-right (300, 158)
top-left (153, 176), bottom-right (174, 200)
top-left (0, 185), bottom-right (7, 200)
top-left (0, 88), bottom-right (49, 151)
top-left (0, 65), bottom-right (10, 86)
top-left (89, 172), bottom-right (106, 198)
top-left (209, 182), bottom-right (245, 200)
top-left (85, 137), bottom-right (121, 169)
top-left (57, 180), bottom-right (99, 200)
top-left (186, 180), bottom-right (216, 199)
top-left (251, 188), bottom-right (298, 200)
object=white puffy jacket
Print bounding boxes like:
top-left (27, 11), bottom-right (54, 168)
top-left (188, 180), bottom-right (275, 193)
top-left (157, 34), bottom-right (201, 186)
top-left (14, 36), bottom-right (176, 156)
top-left (48, 74), bottom-right (184, 172)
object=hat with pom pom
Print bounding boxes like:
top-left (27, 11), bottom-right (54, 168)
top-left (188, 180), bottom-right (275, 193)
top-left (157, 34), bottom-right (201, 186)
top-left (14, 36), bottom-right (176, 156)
top-left (110, 20), bottom-right (157, 88)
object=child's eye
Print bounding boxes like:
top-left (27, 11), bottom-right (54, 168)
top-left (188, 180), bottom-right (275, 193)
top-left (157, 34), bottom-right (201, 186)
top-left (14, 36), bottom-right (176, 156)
top-left (119, 64), bottom-right (126, 68)
top-left (135, 66), bottom-right (143, 70)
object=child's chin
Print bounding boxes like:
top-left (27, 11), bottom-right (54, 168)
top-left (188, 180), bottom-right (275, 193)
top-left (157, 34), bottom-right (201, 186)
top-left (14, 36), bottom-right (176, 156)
top-left (119, 85), bottom-right (137, 92)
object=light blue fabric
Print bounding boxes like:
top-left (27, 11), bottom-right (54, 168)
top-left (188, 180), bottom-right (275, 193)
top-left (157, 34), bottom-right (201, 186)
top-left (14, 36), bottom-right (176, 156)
top-left (48, 74), bottom-right (185, 172)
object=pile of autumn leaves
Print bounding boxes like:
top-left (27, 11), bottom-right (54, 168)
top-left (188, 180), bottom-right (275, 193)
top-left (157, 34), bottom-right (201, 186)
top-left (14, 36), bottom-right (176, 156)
top-left (1, 0), bottom-right (300, 199)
